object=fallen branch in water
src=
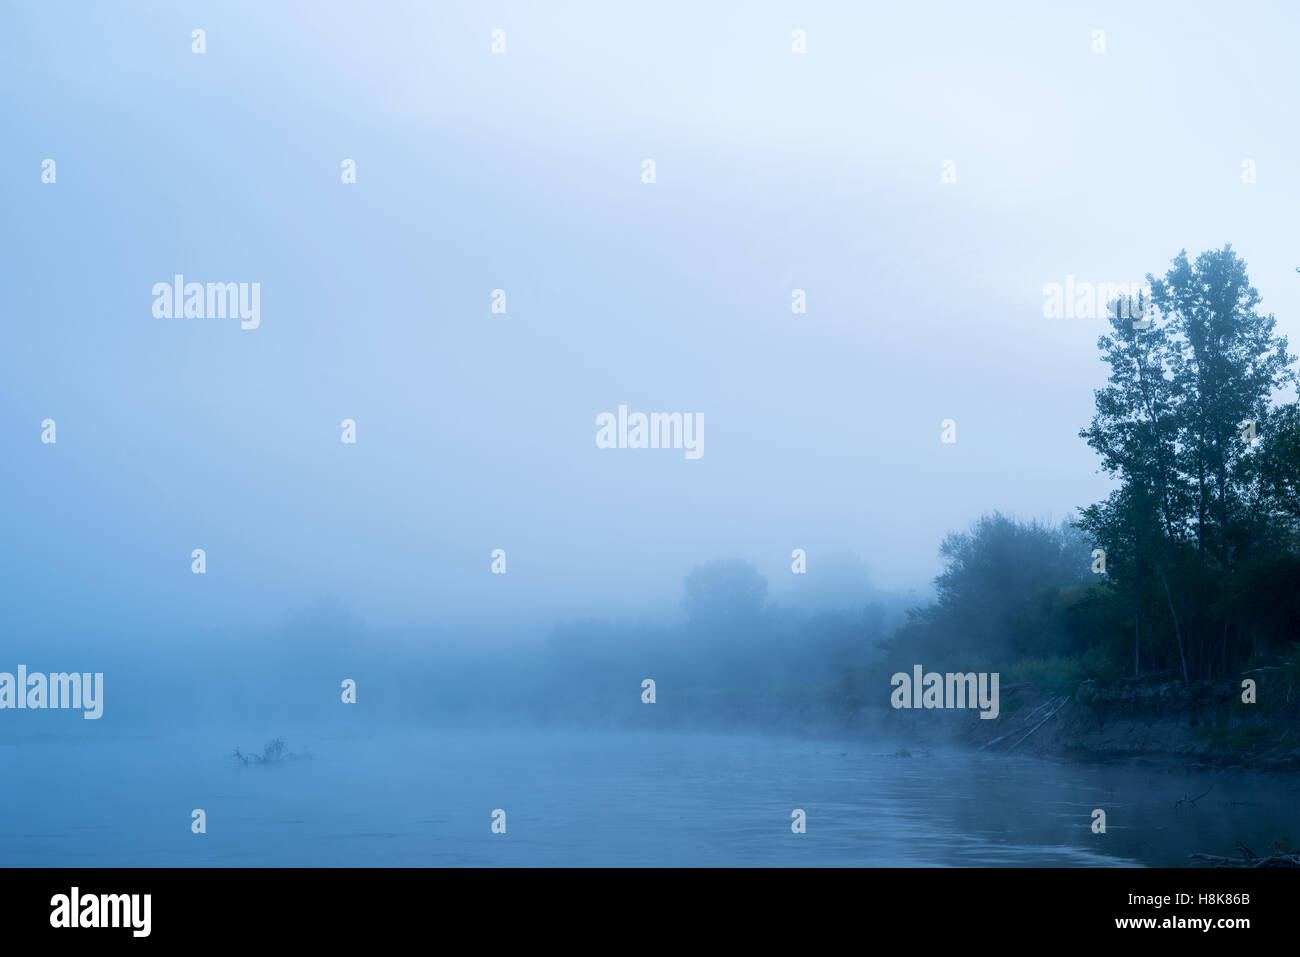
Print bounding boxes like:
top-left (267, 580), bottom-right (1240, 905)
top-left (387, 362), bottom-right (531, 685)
top-left (1190, 845), bottom-right (1300, 868)
top-left (980, 696), bottom-right (1061, 751)
top-left (1173, 785), bottom-right (1214, 809)
top-left (232, 738), bottom-right (311, 766)
top-left (1006, 696), bottom-right (1069, 752)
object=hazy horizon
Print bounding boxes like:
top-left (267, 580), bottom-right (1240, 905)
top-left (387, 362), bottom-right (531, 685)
top-left (7, 1), bottom-right (1300, 648)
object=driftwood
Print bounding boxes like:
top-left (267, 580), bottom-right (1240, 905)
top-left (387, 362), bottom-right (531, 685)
top-left (1173, 785), bottom-right (1214, 809)
top-left (1191, 843), bottom-right (1300, 868)
top-left (1006, 696), bottom-right (1069, 752)
top-left (980, 695), bottom-right (1065, 750)
top-left (1190, 852), bottom-right (1300, 868)
top-left (232, 738), bottom-right (311, 766)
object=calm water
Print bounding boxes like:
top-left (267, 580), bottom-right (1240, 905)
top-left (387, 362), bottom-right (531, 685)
top-left (2, 729), bottom-right (1297, 866)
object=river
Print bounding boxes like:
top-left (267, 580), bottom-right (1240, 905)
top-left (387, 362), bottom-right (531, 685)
top-left (3, 729), bottom-right (1296, 866)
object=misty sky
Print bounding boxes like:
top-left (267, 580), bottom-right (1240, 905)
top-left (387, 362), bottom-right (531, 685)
top-left (4, 0), bottom-right (1299, 643)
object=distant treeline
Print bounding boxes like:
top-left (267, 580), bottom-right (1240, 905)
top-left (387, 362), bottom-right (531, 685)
top-left (204, 245), bottom-right (1294, 732)
top-left (540, 556), bottom-right (910, 726)
top-left (544, 246), bottom-right (1300, 727)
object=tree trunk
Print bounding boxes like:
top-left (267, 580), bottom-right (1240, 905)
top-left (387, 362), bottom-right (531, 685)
top-left (1196, 449), bottom-right (1209, 555)
top-left (1215, 452), bottom-right (1231, 567)
top-left (1158, 564), bottom-right (1190, 685)
top-left (1134, 612), bottom-right (1141, 677)
top-left (1218, 620), bottom-right (1228, 678)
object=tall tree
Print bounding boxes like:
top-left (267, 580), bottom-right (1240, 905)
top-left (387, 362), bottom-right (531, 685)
top-left (1078, 247), bottom-right (1295, 681)
top-left (1150, 246), bottom-right (1294, 566)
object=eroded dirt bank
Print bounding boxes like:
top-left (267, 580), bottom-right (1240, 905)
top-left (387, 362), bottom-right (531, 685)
top-left (877, 672), bottom-right (1300, 771)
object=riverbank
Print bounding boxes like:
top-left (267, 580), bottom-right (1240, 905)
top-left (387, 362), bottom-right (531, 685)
top-left (880, 671), bottom-right (1300, 772)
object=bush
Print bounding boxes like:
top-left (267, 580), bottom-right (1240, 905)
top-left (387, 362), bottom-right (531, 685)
top-left (1005, 647), bottom-right (1120, 696)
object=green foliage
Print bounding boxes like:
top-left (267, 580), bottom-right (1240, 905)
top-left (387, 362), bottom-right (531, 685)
top-left (1005, 647), bottom-right (1121, 696)
top-left (878, 514), bottom-right (1091, 669)
top-left (1076, 247), bottom-right (1299, 681)
top-left (879, 247), bottom-right (1299, 693)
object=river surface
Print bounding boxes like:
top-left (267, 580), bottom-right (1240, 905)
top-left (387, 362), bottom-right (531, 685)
top-left (3, 729), bottom-right (1297, 866)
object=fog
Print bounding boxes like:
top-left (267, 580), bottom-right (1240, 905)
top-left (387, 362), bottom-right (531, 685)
top-left (4, 1), bottom-right (1300, 867)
